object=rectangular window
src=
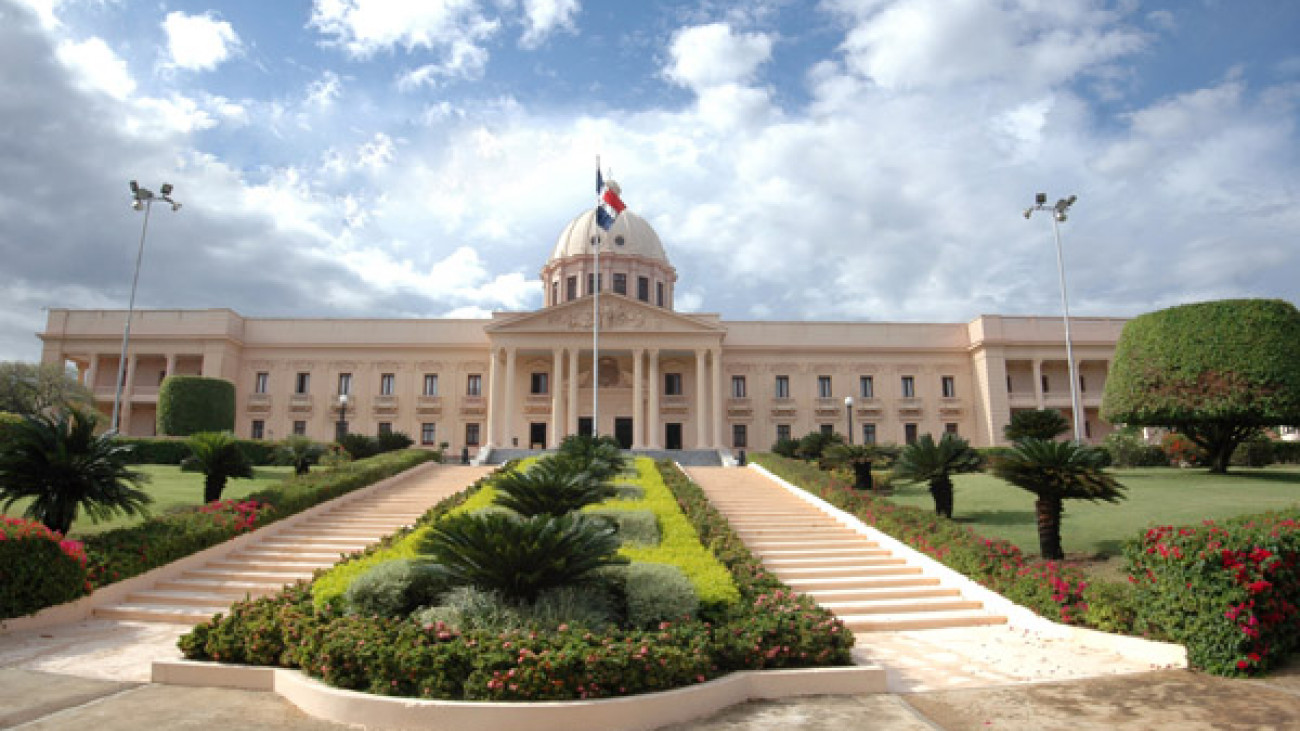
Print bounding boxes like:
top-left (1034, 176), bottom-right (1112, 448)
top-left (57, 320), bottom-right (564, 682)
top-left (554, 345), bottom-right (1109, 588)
top-left (904, 423), bottom-right (919, 445)
top-left (665, 373), bottom-right (683, 396)
top-left (292, 420), bottom-right (307, 436)
top-left (1007, 374), bottom-right (1013, 392)
top-left (862, 423), bottom-right (877, 445)
top-left (818, 375), bottom-right (832, 398)
top-left (254, 372), bottom-right (269, 394)
top-left (551, 281), bottom-right (559, 305)
top-left (731, 375), bottom-right (747, 398)
top-left (901, 375), bottom-right (915, 398)
top-left (467, 374), bottom-right (482, 397)
top-left (337, 372), bottom-right (352, 396)
top-left (775, 375), bottom-right (789, 398)
top-left (466, 423), bottom-right (480, 446)
top-left (941, 375), bottom-right (956, 398)
top-left (295, 372), bottom-right (310, 395)
top-left (587, 273), bottom-right (603, 294)
top-left (566, 276), bottom-right (578, 301)
top-left (423, 373), bottom-right (439, 396)
top-left (637, 276), bottom-right (649, 301)
top-left (733, 424), bottom-right (748, 448)
top-left (776, 424), bottom-right (791, 443)
top-left (859, 375), bottom-right (873, 399)
top-left (1084, 420), bottom-right (1092, 439)
top-left (820, 424), bottom-right (834, 436)
top-left (377, 422), bottom-right (392, 436)
top-left (945, 422), bottom-right (959, 435)
top-left (613, 273), bottom-right (627, 295)
top-left (1042, 374), bottom-right (1050, 393)
top-left (421, 423), bottom-right (437, 445)
top-left (380, 373), bottom-right (395, 396)
top-left (251, 419), bottom-right (264, 440)
top-left (1080, 375), bottom-right (1088, 393)
top-left (531, 372), bottom-right (549, 395)
top-left (656, 281), bottom-right (665, 306)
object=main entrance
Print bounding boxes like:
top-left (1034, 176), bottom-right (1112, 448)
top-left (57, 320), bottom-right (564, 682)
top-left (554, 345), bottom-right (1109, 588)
top-left (614, 418), bottom-right (633, 449)
top-left (665, 423), bottom-right (682, 450)
top-left (529, 422), bottom-right (546, 449)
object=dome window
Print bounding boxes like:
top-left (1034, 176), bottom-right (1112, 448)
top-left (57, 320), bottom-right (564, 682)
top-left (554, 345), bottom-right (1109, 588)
top-left (615, 235), bottom-right (625, 246)
top-left (590, 235), bottom-right (601, 246)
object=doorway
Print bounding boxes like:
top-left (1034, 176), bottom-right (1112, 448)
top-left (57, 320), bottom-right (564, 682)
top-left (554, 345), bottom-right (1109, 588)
top-left (665, 423), bottom-right (682, 450)
top-left (614, 418), bottom-right (633, 449)
top-left (578, 417), bottom-right (593, 437)
top-left (529, 422), bottom-right (546, 449)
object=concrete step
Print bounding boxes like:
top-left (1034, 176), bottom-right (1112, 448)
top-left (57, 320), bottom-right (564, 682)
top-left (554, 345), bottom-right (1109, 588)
top-left (764, 552), bottom-right (895, 565)
top-left (184, 568), bottom-right (315, 582)
top-left (232, 549), bottom-right (347, 562)
top-left (746, 538), bottom-right (872, 550)
top-left (804, 586), bottom-right (961, 602)
top-left (95, 604), bottom-right (227, 624)
top-left (206, 559), bottom-right (335, 572)
top-left (156, 578), bottom-right (284, 596)
top-left (753, 545), bottom-right (883, 557)
top-left (773, 565), bottom-right (923, 580)
top-left (820, 597), bottom-right (985, 614)
top-left (125, 590), bottom-right (238, 607)
top-left (782, 575), bottom-right (941, 591)
top-left (257, 540), bottom-right (369, 553)
top-left (840, 611), bottom-right (1008, 632)
top-left (277, 528), bottom-right (389, 539)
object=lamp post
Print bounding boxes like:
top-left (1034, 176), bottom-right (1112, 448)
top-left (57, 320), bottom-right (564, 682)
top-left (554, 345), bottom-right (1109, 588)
top-left (1023, 192), bottom-right (1085, 443)
top-left (335, 394), bottom-right (349, 441)
top-left (110, 181), bottom-right (181, 435)
top-left (844, 395), bottom-right (854, 445)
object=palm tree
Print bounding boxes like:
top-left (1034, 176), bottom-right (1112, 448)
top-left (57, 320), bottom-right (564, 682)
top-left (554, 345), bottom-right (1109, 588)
top-left (278, 435), bottom-right (323, 476)
top-left (183, 431), bottom-right (253, 502)
top-left (821, 443), bottom-right (901, 491)
top-left (990, 438), bottom-right (1126, 560)
top-left (891, 433), bottom-right (982, 518)
top-left (493, 457), bottom-right (617, 517)
top-left (0, 407), bottom-right (151, 535)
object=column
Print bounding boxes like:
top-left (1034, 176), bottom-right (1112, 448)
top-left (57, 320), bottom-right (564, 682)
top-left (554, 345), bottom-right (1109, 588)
top-left (485, 348), bottom-right (499, 446)
top-left (503, 347), bottom-right (517, 448)
top-left (695, 349), bottom-right (708, 448)
top-left (1032, 359), bottom-right (1044, 410)
top-left (632, 348), bottom-right (644, 448)
top-left (165, 353), bottom-right (177, 380)
top-left (550, 348), bottom-right (564, 448)
top-left (568, 346), bottom-right (580, 436)
top-left (87, 353), bottom-right (100, 391)
top-left (648, 349), bottom-right (660, 449)
top-left (711, 347), bottom-right (724, 448)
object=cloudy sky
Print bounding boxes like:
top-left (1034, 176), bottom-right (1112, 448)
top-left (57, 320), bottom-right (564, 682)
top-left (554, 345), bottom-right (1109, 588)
top-left (2, 0), bottom-right (1298, 362)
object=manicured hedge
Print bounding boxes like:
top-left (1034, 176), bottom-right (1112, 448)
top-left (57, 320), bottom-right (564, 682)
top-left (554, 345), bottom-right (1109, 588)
top-left (157, 376), bottom-right (235, 436)
top-left (1125, 510), bottom-right (1300, 676)
top-left (113, 436), bottom-right (279, 465)
top-left (0, 516), bottom-right (89, 619)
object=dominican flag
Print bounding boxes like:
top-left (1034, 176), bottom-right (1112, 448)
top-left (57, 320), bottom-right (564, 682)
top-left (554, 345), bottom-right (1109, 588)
top-left (595, 167), bottom-right (626, 231)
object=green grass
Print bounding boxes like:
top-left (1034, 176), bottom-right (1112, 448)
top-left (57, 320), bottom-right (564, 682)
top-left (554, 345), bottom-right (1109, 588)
top-left (2, 465), bottom-right (295, 538)
top-left (885, 465), bottom-right (1300, 559)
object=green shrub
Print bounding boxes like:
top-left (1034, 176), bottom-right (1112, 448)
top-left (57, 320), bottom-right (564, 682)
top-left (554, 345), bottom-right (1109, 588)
top-left (339, 433), bottom-right (379, 460)
top-left (528, 584), bottom-right (617, 630)
top-left (622, 563), bottom-right (698, 628)
top-left (1125, 512), bottom-right (1300, 676)
top-left (612, 484), bottom-right (644, 501)
top-left (415, 586), bottom-right (522, 632)
top-left (157, 376), bottom-right (235, 436)
top-left (375, 431), bottom-right (414, 453)
top-left (0, 411), bottom-right (23, 449)
top-left (1274, 440), bottom-right (1300, 464)
top-left (1231, 436), bottom-right (1275, 467)
top-left (796, 430), bottom-right (842, 461)
top-left (344, 559), bottom-right (452, 617)
top-left (1004, 409), bottom-right (1069, 442)
top-left (111, 436), bottom-right (277, 465)
top-left (278, 436), bottom-right (324, 475)
top-left (771, 437), bottom-right (799, 459)
top-left (0, 516), bottom-right (89, 619)
top-left (1081, 580), bottom-right (1139, 634)
top-left (585, 508), bottom-right (659, 546)
top-left (1102, 431), bottom-right (1168, 467)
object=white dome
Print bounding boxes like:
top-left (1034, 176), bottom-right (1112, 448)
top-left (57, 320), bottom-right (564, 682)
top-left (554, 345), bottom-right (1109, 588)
top-left (549, 208), bottom-right (669, 265)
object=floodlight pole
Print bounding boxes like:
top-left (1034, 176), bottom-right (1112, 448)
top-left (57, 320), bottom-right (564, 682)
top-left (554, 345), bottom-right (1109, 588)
top-left (110, 182), bottom-right (180, 435)
top-left (1025, 193), bottom-right (1085, 443)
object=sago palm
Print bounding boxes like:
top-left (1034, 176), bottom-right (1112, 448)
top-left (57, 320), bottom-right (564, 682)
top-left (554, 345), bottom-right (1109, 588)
top-left (183, 431), bottom-right (253, 502)
top-left (554, 434), bottom-right (627, 481)
top-left (278, 435), bottom-right (323, 476)
top-left (892, 433), bottom-right (982, 518)
top-left (493, 457), bottom-right (617, 517)
top-left (0, 407), bottom-right (151, 535)
top-left (990, 438), bottom-right (1126, 560)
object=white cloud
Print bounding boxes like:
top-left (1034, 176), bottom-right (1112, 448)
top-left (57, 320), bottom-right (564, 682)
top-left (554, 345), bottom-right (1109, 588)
top-left (310, 0), bottom-right (500, 59)
top-left (396, 40), bottom-right (490, 89)
top-left (55, 36), bottom-right (134, 99)
top-left (162, 11), bottom-right (240, 72)
top-left (305, 71), bottom-right (343, 108)
top-left (665, 22), bottom-right (773, 91)
top-left (519, 0), bottom-right (580, 49)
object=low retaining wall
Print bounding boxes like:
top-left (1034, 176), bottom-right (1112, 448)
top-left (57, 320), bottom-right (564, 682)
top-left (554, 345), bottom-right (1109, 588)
top-left (0, 461), bottom-right (442, 634)
top-left (153, 659), bottom-right (885, 731)
top-left (748, 463), bottom-right (1188, 669)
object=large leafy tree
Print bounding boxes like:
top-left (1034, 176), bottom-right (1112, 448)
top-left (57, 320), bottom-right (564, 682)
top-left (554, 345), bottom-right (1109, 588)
top-left (0, 408), bottom-right (151, 535)
top-left (0, 362), bottom-right (92, 416)
top-left (891, 433), bottom-right (983, 518)
top-left (991, 439), bottom-right (1126, 560)
top-left (1102, 299), bottom-right (1300, 473)
top-left (182, 431), bottom-right (253, 502)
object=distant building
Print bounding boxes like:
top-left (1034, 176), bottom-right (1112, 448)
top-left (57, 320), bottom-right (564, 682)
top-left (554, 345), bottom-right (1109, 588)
top-left (38, 187), bottom-right (1126, 454)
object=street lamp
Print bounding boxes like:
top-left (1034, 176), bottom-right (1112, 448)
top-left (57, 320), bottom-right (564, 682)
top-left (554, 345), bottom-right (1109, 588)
top-left (336, 394), bottom-right (350, 441)
top-left (110, 181), bottom-right (181, 435)
top-left (844, 395), bottom-right (855, 445)
top-left (1023, 192), bottom-right (1085, 443)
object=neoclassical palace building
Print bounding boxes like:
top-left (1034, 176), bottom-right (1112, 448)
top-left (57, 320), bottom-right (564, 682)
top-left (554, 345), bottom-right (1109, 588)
top-left (38, 196), bottom-right (1126, 456)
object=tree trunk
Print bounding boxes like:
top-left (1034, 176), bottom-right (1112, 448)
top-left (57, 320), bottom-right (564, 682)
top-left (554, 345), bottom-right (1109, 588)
top-left (204, 474), bottom-right (225, 503)
top-left (930, 475), bottom-right (954, 519)
top-left (1035, 496), bottom-right (1064, 560)
top-left (852, 461), bottom-right (873, 491)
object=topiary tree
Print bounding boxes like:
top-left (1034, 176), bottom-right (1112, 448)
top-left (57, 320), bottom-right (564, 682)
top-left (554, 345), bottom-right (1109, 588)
top-left (0, 407), bottom-right (151, 535)
top-left (182, 431), bottom-right (253, 502)
top-left (1102, 299), bottom-right (1300, 474)
top-left (1004, 409), bottom-right (1070, 443)
top-left (991, 439), bottom-right (1126, 560)
top-left (891, 433), bottom-right (983, 518)
top-left (157, 376), bottom-right (235, 436)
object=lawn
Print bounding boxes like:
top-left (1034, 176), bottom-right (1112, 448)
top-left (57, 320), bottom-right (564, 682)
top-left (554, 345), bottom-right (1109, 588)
top-left (2, 464), bottom-right (295, 538)
top-left (885, 465), bottom-right (1300, 561)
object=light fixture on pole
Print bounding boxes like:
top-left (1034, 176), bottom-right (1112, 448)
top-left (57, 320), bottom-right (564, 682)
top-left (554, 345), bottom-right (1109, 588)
top-left (844, 395), bottom-right (855, 445)
top-left (335, 394), bottom-right (349, 442)
top-left (1023, 192), bottom-right (1085, 443)
top-left (110, 181), bottom-right (181, 435)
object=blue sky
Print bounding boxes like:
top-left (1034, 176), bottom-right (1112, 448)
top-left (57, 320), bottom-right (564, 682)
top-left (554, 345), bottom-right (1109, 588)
top-left (1, 0), bottom-right (1298, 361)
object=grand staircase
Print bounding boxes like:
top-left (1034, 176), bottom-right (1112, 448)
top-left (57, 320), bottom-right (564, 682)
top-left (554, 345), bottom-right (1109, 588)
top-left (686, 466), bottom-right (1007, 631)
top-left (93, 465), bottom-right (491, 624)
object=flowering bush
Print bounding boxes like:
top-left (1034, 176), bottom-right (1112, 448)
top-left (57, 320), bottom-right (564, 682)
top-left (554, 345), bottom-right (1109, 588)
top-left (0, 515), bottom-right (89, 618)
top-left (1125, 511), bottom-right (1300, 676)
top-left (1161, 433), bottom-right (1206, 466)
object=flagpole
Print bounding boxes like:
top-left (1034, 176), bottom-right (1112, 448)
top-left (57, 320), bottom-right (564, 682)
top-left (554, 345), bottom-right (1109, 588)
top-left (592, 155), bottom-right (600, 438)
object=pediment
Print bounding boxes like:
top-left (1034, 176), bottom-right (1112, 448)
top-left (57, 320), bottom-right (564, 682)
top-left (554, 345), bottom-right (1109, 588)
top-left (486, 295), bottom-right (724, 335)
